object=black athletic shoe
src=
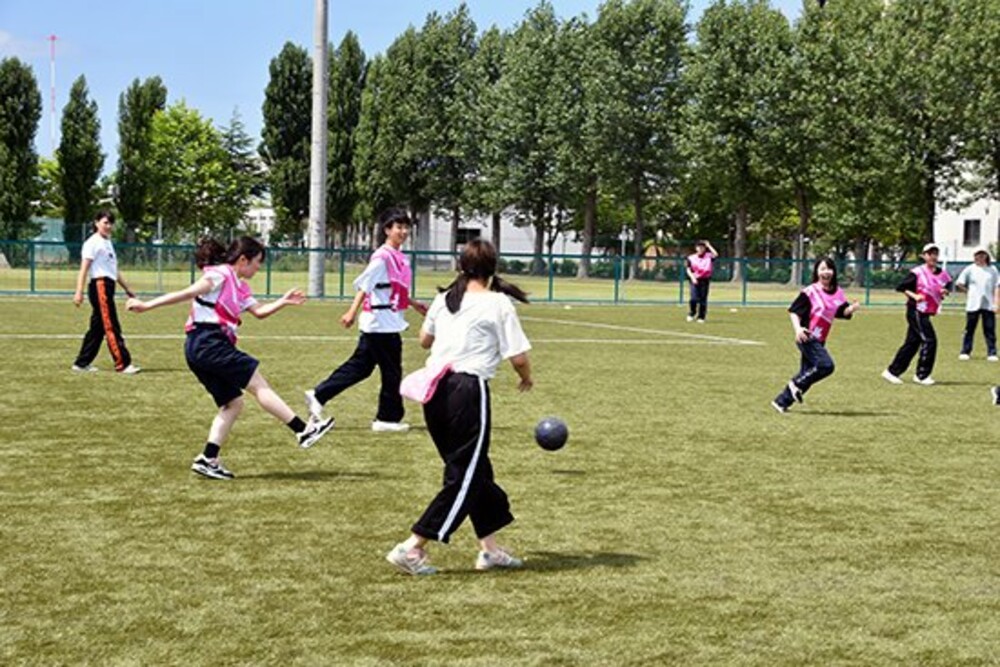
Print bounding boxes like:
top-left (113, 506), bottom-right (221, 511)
top-left (191, 454), bottom-right (235, 480)
top-left (297, 417), bottom-right (335, 449)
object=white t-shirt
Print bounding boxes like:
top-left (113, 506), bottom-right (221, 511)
top-left (81, 232), bottom-right (118, 280)
top-left (354, 255), bottom-right (408, 333)
top-left (422, 290), bottom-right (531, 379)
top-left (956, 264), bottom-right (1000, 311)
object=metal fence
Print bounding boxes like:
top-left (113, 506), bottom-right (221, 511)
top-left (0, 239), bottom-right (973, 308)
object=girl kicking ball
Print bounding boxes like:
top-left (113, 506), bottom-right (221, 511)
top-left (126, 237), bottom-right (333, 480)
top-left (772, 257), bottom-right (859, 413)
top-left (386, 239), bottom-right (533, 576)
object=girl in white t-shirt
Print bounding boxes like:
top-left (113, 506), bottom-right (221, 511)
top-left (955, 247), bottom-right (1000, 361)
top-left (386, 239), bottom-right (533, 576)
top-left (126, 237), bottom-right (333, 480)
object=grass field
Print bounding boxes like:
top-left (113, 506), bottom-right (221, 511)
top-left (2, 296), bottom-right (999, 665)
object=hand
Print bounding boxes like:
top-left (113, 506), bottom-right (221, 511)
top-left (517, 377), bottom-right (533, 392)
top-left (795, 328), bottom-right (810, 343)
top-left (281, 288), bottom-right (306, 306)
top-left (126, 298), bottom-right (147, 313)
top-left (690, 277), bottom-right (698, 285)
top-left (340, 310), bottom-right (356, 329)
top-left (913, 293), bottom-right (925, 302)
top-left (73, 291), bottom-right (84, 307)
top-left (412, 300), bottom-right (428, 316)
top-left (847, 300), bottom-right (861, 315)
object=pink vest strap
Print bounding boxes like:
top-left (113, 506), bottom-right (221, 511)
top-left (362, 246), bottom-right (412, 313)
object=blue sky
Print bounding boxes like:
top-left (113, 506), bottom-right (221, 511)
top-left (0, 0), bottom-right (802, 167)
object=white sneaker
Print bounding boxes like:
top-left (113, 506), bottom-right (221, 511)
top-left (119, 364), bottom-right (141, 375)
top-left (959, 353), bottom-right (971, 361)
top-left (881, 369), bottom-right (903, 385)
top-left (991, 386), bottom-right (1000, 405)
top-left (372, 420), bottom-right (410, 433)
top-left (696, 319), bottom-right (706, 324)
top-left (913, 375), bottom-right (935, 386)
top-left (304, 389), bottom-right (324, 422)
top-left (71, 364), bottom-right (98, 373)
top-left (988, 356), bottom-right (999, 362)
top-left (686, 315), bottom-right (695, 322)
top-left (771, 401), bottom-right (788, 414)
top-left (386, 544), bottom-right (437, 576)
top-left (297, 417), bottom-right (335, 448)
top-left (475, 547), bottom-right (524, 571)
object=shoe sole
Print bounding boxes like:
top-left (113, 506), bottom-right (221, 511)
top-left (191, 464), bottom-right (233, 480)
top-left (372, 424), bottom-right (410, 433)
top-left (304, 391), bottom-right (324, 422)
top-left (385, 552), bottom-right (437, 576)
top-left (770, 401), bottom-right (787, 414)
top-left (299, 418), bottom-right (335, 449)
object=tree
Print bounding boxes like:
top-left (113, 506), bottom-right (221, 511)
top-left (220, 108), bottom-right (265, 200)
top-left (59, 75), bottom-right (104, 261)
top-left (148, 101), bottom-right (248, 239)
top-left (327, 31), bottom-right (366, 245)
top-left (116, 76), bottom-right (167, 240)
top-left (261, 42), bottom-right (312, 242)
top-left (0, 57), bottom-right (42, 240)
top-left (34, 156), bottom-right (63, 218)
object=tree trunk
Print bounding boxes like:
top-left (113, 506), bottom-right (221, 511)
top-left (450, 207), bottom-right (461, 271)
top-left (853, 236), bottom-right (868, 287)
top-left (790, 184), bottom-right (810, 286)
top-left (731, 202), bottom-right (748, 283)
top-left (631, 176), bottom-right (643, 279)
top-left (491, 211), bottom-right (501, 255)
top-left (531, 206), bottom-right (547, 275)
top-left (577, 179), bottom-right (597, 279)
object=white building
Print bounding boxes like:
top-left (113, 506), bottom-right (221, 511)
top-left (414, 210), bottom-right (584, 256)
top-left (935, 195), bottom-right (1000, 261)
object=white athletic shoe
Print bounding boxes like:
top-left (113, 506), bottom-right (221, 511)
top-left (913, 375), bottom-right (935, 386)
top-left (372, 420), bottom-right (410, 433)
top-left (991, 386), bottom-right (1000, 405)
top-left (988, 356), bottom-right (999, 362)
top-left (475, 547), bottom-right (524, 571)
top-left (304, 389), bottom-right (324, 423)
top-left (770, 401), bottom-right (788, 414)
top-left (71, 364), bottom-right (98, 373)
top-left (297, 417), bottom-right (335, 449)
top-left (881, 369), bottom-right (903, 385)
top-left (119, 364), bottom-right (141, 375)
top-left (386, 544), bottom-right (437, 576)
top-left (959, 353), bottom-right (971, 361)
top-left (696, 319), bottom-right (705, 324)
top-left (686, 315), bottom-right (695, 322)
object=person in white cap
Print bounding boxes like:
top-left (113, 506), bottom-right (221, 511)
top-left (882, 243), bottom-right (952, 385)
top-left (955, 246), bottom-right (1000, 361)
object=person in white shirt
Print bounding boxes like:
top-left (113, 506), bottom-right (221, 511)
top-left (71, 210), bottom-right (140, 374)
top-left (955, 246), bottom-right (1000, 361)
top-left (305, 208), bottom-right (427, 432)
top-left (386, 239), bottom-right (533, 576)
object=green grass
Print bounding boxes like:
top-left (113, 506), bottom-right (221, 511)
top-left (2, 297), bottom-right (999, 665)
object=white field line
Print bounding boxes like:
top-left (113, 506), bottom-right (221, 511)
top-left (520, 316), bottom-right (765, 346)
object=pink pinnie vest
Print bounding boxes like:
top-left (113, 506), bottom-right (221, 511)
top-left (804, 282), bottom-right (846, 343)
top-left (688, 252), bottom-right (714, 280)
top-left (913, 265), bottom-right (950, 315)
top-left (185, 264), bottom-right (253, 343)
top-left (362, 245), bottom-right (411, 313)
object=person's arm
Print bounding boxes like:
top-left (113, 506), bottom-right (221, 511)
top-left (126, 276), bottom-right (214, 313)
top-left (73, 259), bottom-right (92, 307)
top-left (788, 293), bottom-right (810, 342)
top-left (411, 299), bottom-right (429, 316)
top-left (509, 352), bottom-right (533, 392)
top-left (340, 289), bottom-right (367, 328)
top-left (247, 288), bottom-right (306, 319)
top-left (705, 241), bottom-right (719, 257)
top-left (685, 259), bottom-right (698, 284)
top-left (897, 273), bottom-right (921, 301)
top-left (837, 300), bottom-right (860, 319)
top-left (419, 330), bottom-right (434, 349)
top-left (116, 271), bottom-right (136, 298)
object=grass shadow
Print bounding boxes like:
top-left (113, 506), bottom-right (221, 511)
top-left (240, 470), bottom-right (379, 482)
top-left (931, 381), bottom-right (990, 387)
top-left (806, 410), bottom-right (896, 417)
top-left (523, 550), bottom-right (646, 572)
top-left (550, 469), bottom-right (588, 476)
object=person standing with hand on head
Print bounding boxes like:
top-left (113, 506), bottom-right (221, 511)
top-left (771, 258), bottom-right (859, 413)
top-left (304, 207), bottom-right (427, 433)
top-left (685, 240), bottom-right (718, 323)
top-left (955, 246), bottom-right (1000, 361)
top-left (882, 243), bottom-right (953, 386)
top-left (126, 237), bottom-right (334, 480)
top-left (386, 239), bottom-right (532, 576)
top-left (72, 210), bottom-right (140, 374)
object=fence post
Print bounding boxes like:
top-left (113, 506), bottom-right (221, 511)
top-left (741, 258), bottom-right (748, 306)
top-left (865, 258), bottom-right (871, 306)
top-left (338, 248), bottom-right (346, 299)
top-left (189, 248), bottom-right (196, 284)
top-left (29, 241), bottom-right (36, 293)
top-left (547, 249), bottom-right (554, 302)
top-left (266, 248), bottom-right (273, 297)
top-left (613, 255), bottom-right (621, 304)
top-left (678, 255), bottom-right (685, 305)
top-left (410, 250), bottom-right (417, 300)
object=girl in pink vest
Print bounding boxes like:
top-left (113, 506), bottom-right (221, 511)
top-left (126, 237), bottom-right (334, 480)
top-left (305, 208), bottom-right (428, 433)
top-left (883, 243), bottom-right (953, 386)
top-left (685, 240), bottom-right (718, 323)
top-left (772, 258), bottom-right (859, 413)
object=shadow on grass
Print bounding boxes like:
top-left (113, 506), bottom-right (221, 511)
top-left (240, 470), bottom-right (379, 482)
top-left (806, 410), bottom-right (897, 417)
top-left (930, 381), bottom-right (989, 387)
top-left (550, 469), bottom-right (588, 476)
top-left (524, 550), bottom-right (646, 572)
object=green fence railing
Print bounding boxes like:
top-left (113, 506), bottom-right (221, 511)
top-left (0, 239), bottom-right (972, 308)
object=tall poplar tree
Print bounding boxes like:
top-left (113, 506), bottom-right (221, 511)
top-left (59, 75), bottom-right (104, 260)
top-left (327, 32), bottom-right (366, 246)
top-left (116, 76), bottom-right (167, 239)
top-left (0, 57), bottom-right (42, 240)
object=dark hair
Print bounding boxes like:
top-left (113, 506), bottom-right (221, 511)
top-left (376, 207), bottom-right (412, 245)
top-left (440, 239), bottom-right (529, 313)
top-left (195, 236), bottom-right (266, 269)
top-left (94, 209), bottom-right (115, 226)
top-left (811, 257), bottom-right (838, 290)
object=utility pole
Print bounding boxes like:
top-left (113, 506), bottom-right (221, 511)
top-left (307, 0), bottom-right (329, 296)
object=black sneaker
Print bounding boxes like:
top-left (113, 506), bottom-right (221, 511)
top-left (991, 386), bottom-right (1000, 406)
top-left (191, 454), bottom-right (235, 480)
top-left (297, 417), bottom-right (335, 449)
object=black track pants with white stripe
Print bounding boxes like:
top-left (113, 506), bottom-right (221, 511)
top-left (412, 372), bottom-right (514, 544)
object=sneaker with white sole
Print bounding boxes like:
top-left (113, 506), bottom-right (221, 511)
top-left (771, 400), bottom-right (788, 414)
top-left (913, 375), bottom-right (935, 386)
top-left (989, 356), bottom-right (999, 362)
top-left (386, 544), bottom-right (437, 576)
top-left (686, 315), bottom-right (695, 322)
top-left (959, 353), bottom-right (971, 361)
top-left (191, 454), bottom-right (234, 480)
top-left (71, 364), bottom-right (99, 373)
top-left (881, 369), bottom-right (903, 385)
top-left (304, 389), bottom-right (324, 423)
top-left (372, 420), bottom-right (410, 433)
top-left (475, 548), bottom-right (524, 571)
top-left (119, 364), bottom-right (141, 375)
top-left (297, 417), bottom-right (335, 449)
top-left (788, 381), bottom-right (803, 404)
top-left (991, 386), bottom-right (1000, 405)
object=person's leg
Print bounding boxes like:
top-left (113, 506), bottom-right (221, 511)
top-left (688, 282), bottom-right (698, 318)
top-left (370, 333), bottom-right (405, 423)
top-left (915, 313), bottom-right (938, 379)
top-left (74, 281), bottom-right (105, 367)
top-left (982, 309), bottom-right (997, 356)
top-left (207, 396), bottom-right (244, 446)
top-left (94, 278), bottom-right (130, 371)
top-left (313, 335), bottom-right (377, 405)
top-left (961, 310), bottom-right (979, 355)
top-left (794, 340), bottom-right (835, 393)
top-left (245, 369), bottom-right (296, 423)
top-left (888, 309), bottom-right (922, 377)
top-left (698, 279), bottom-right (710, 320)
top-left (774, 346), bottom-right (807, 409)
